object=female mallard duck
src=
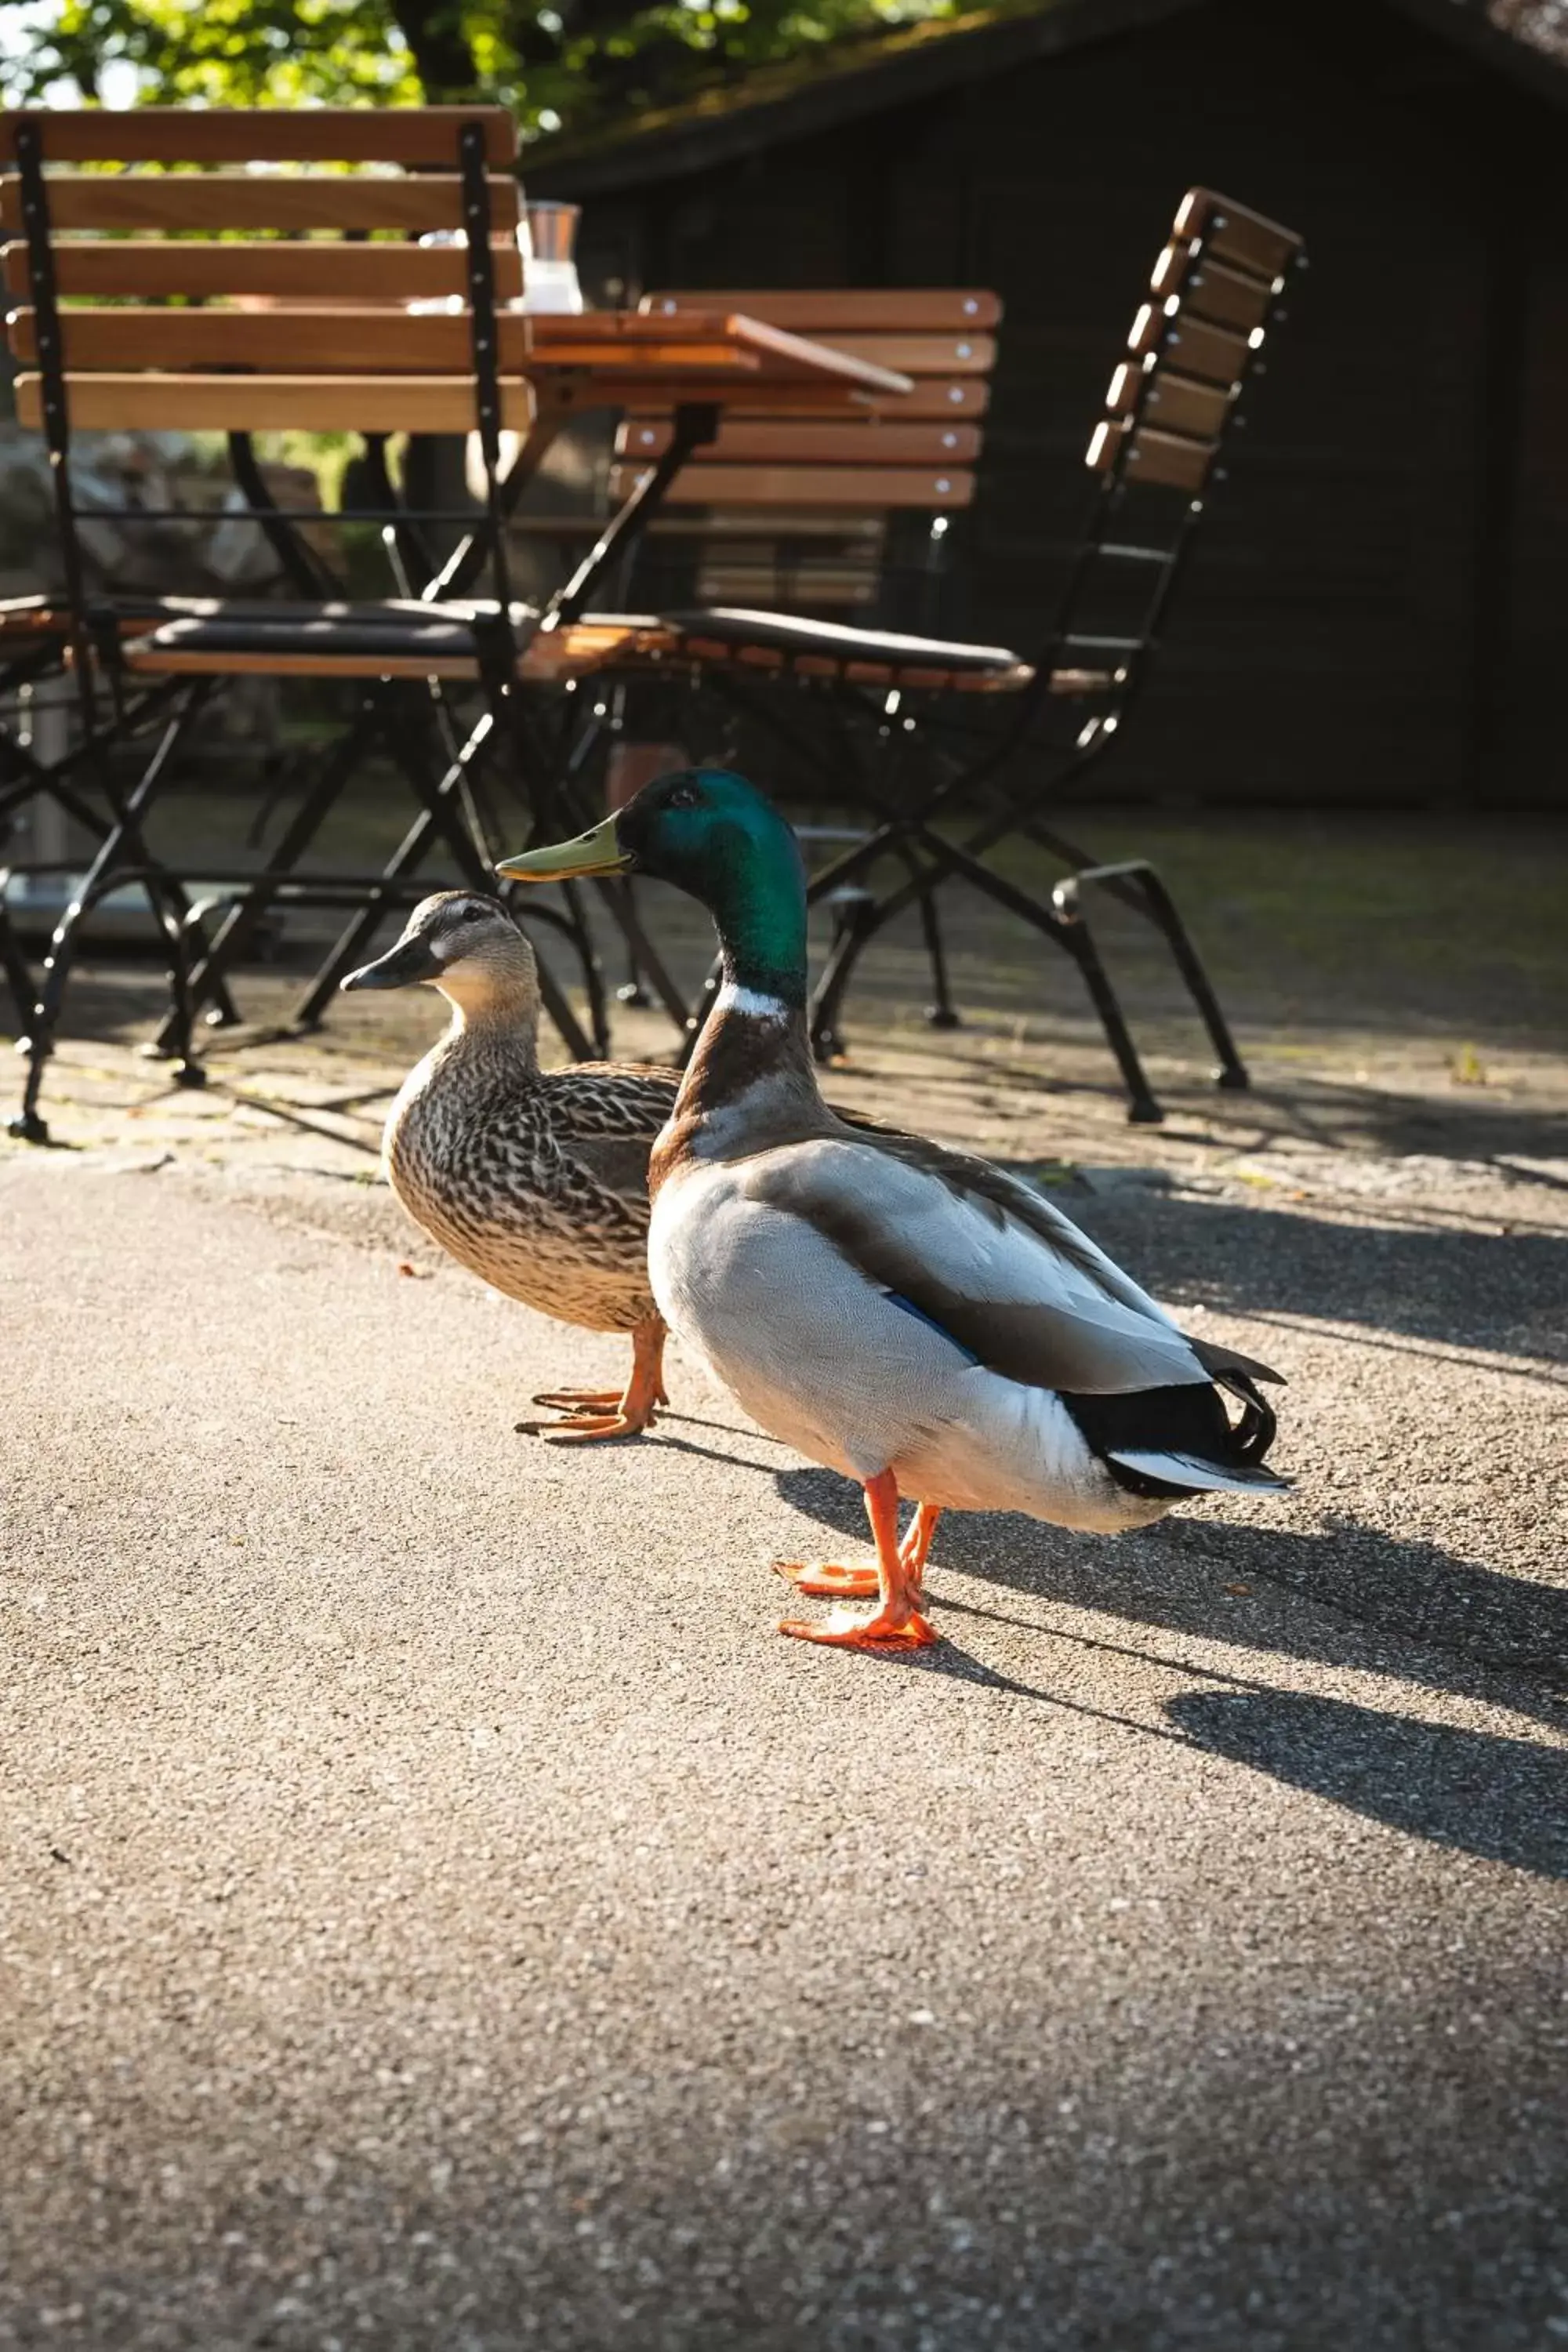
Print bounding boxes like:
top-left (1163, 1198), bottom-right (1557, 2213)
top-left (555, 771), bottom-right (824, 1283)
top-left (498, 770), bottom-right (1288, 1647)
top-left (341, 891), bottom-right (678, 1441)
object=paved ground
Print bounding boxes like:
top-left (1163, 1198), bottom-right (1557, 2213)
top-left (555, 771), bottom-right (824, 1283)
top-left (3, 814), bottom-right (1567, 2349)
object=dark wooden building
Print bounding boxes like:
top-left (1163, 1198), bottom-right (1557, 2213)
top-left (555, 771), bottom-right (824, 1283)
top-left (532, 0), bottom-right (1568, 811)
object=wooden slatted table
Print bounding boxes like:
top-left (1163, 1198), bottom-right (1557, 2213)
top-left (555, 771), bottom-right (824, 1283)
top-left (522, 310), bottom-right (913, 421)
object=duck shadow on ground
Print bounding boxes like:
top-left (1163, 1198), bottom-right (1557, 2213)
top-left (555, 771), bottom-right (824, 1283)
top-left (775, 1465), bottom-right (1568, 1880)
top-left (775, 1467), bottom-right (1567, 1692)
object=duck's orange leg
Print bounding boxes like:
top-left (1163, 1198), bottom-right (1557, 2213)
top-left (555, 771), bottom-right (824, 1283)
top-left (779, 1470), bottom-right (938, 1651)
top-left (775, 1497), bottom-right (942, 1600)
top-left (517, 1319), bottom-right (667, 1443)
top-left (900, 1501), bottom-right (942, 1586)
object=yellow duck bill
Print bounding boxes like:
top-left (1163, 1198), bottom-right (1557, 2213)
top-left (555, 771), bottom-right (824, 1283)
top-left (495, 815), bottom-right (631, 884)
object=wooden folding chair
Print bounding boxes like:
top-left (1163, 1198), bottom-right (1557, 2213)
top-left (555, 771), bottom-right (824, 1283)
top-left (597, 196), bottom-right (1305, 1122)
top-left (0, 103), bottom-right (652, 1138)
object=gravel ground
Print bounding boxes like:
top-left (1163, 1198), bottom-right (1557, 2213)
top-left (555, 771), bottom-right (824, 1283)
top-left (2, 1107), bottom-right (1566, 2350)
top-left (3, 812), bottom-right (1566, 2348)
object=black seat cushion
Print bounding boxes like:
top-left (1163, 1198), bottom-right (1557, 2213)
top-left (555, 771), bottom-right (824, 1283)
top-left (121, 597), bottom-right (551, 664)
top-left (120, 601), bottom-right (670, 666)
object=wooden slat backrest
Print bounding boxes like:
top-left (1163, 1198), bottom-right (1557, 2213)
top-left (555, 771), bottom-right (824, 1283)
top-left (9, 307), bottom-right (535, 375)
top-left (1087, 186), bottom-right (1302, 495)
top-left (13, 375), bottom-right (538, 435)
top-left (641, 289), bottom-right (1000, 333)
top-left (608, 463), bottom-right (975, 512)
top-left (1, 237), bottom-right (524, 304)
top-left (1171, 189), bottom-right (1301, 281)
top-left (1, 104), bottom-right (525, 436)
top-left (618, 419), bottom-right (982, 466)
top-left (614, 286), bottom-right (1000, 615)
top-left (619, 286), bottom-right (1000, 524)
top-left (1148, 241), bottom-right (1273, 333)
top-left (637, 291), bottom-right (996, 401)
top-left (1126, 304), bottom-right (1249, 387)
top-left (0, 106), bottom-right (517, 166)
top-left (0, 171), bottom-right (520, 236)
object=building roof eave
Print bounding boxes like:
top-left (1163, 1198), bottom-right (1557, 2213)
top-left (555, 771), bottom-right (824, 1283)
top-left (1381, 0), bottom-right (1568, 111)
top-left (524, 0), bottom-right (1568, 201)
top-left (524, 0), bottom-right (1202, 197)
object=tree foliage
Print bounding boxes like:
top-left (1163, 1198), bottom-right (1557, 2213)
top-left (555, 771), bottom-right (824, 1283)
top-left (8, 0), bottom-right (956, 143)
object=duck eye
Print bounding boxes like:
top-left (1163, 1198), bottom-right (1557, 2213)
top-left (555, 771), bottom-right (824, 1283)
top-left (665, 784), bottom-right (699, 810)
top-left (460, 904), bottom-right (487, 924)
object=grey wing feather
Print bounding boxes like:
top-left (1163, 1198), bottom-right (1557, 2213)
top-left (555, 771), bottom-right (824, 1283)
top-left (752, 1134), bottom-right (1284, 1398)
top-left (834, 1123), bottom-right (1287, 1385)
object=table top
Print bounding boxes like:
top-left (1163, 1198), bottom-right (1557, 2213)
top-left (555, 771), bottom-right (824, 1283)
top-left (524, 310), bottom-right (913, 412)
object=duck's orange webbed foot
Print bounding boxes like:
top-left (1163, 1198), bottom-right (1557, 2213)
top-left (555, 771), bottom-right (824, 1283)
top-left (776, 1477), bottom-right (941, 1651)
top-left (774, 1501), bottom-right (941, 1600)
top-left (779, 1601), bottom-right (938, 1651)
top-left (516, 1317), bottom-right (667, 1445)
top-left (528, 1385), bottom-right (623, 1414)
top-left (773, 1560), bottom-right (880, 1598)
top-left (519, 1403), bottom-right (653, 1443)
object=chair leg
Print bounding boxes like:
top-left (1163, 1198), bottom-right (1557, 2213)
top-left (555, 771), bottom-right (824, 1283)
top-left (808, 888), bottom-right (882, 1064)
top-left (11, 1018), bottom-right (52, 1142)
top-left (0, 897), bottom-right (36, 1037)
top-left (1054, 910), bottom-right (1163, 1126)
top-left (808, 826), bottom-right (1167, 1124)
top-left (394, 717), bottom-right (611, 1063)
top-left (841, 816), bottom-right (1173, 1123)
top-left (1, 684), bottom-right (246, 1040)
top-left (1127, 866), bottom-right (1248, 1091)
top-left (154, 699), bottom-right (385, 1052)
top-left (10, 699), bottom-right (208, 1141)
top-left (887, 838), bottom-right (959, 1030)
top-left (916, 886), bottom-right (960, 1030)
top-left (560, 877), bottom-right (612, 1059)
top-left (285, 713), bottom-right (601, 1065)
top-left (613, 878), bottom-right (650, 1007)
top-left (677, 953), bottom-right (724, 1069)
top-left (1050, 857), bottom-right (1248, 1094)
top-left (595, 876), bottom-right (690, 1034)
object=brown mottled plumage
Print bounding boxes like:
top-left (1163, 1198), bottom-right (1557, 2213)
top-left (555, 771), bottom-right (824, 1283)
top-left (342, 891), bottom-right (678, 1440)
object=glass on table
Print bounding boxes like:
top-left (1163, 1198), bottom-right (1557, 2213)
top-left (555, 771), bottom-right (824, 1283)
top-left (518, 201), bottom-right (583, 314)
top-left (405, 212), bottom-right (536, 314)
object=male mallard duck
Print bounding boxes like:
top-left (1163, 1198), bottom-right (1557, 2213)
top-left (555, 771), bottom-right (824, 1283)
top-left (341, 891), bottom-right (678, 1441)
top-left (498, 771), bottom-right (1288, 1646)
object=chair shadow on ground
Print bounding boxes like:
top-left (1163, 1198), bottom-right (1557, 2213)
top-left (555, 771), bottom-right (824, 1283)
top-left (1165, 1689), bottom-right (1568, 1880)
top-left (1051, 1185), bottom-right (1568, 1355)
top-left (774, 1465), bottom-right (1568, 1880)
top-left (902, 1031), bottom-right (1568, 1156)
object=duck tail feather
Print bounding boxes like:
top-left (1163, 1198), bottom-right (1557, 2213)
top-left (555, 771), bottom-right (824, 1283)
top-left (1107, 1448), bottom-right (1293, 1496)
top-left (1213, 1370), bottom-right (1278, 1465)
top-left (1191, 1336), bottom-right (1287, 1387)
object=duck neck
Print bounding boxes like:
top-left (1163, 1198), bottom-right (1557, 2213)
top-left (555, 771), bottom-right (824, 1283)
top-left (715, 844), bottom-right (809, 1018)
top-left (656, 858), bottom-right (820, 1175)
top-left (434, 976), bottom-right (541, 1073)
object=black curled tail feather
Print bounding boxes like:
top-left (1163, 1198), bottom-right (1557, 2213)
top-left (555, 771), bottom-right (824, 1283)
top-left (1214, 1370), bottom-right (1277, 1465)
top-left (1062, 1371), bottom-right (1284, 1501)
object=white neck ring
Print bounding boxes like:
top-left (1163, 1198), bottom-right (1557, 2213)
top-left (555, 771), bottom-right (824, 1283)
top-left (713, 981), bottom-right (790, 1022)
